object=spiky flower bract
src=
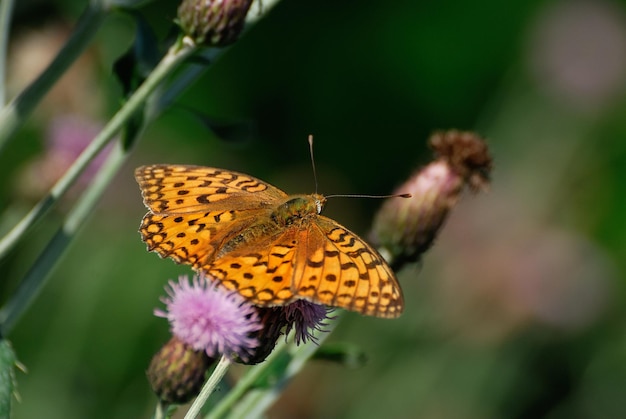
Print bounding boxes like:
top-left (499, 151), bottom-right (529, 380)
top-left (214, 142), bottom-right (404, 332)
top-left (146, 336), bottom-right (213, 404)
top-left (177, 0), bottom-right (254, 46)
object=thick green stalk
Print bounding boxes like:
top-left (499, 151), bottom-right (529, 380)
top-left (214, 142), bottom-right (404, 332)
top-left (205, 316), bottom-right (340, 419)
top-left (0, 0), bottom-right (15, 105)
top-left (226, 316), bottom-right (340, 419)
top-left (0, 140), bottom-right (126, 335)
top-left (0, 38), bottom-right (198, 334)
top-left (205, 340), bottom-right (290, 419)
top-left (0, 38), bottom-right (197, 263)
top-left (185, 356), bottom-right (232, 419)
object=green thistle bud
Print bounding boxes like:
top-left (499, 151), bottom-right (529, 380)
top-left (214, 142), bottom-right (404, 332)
top-left (370, 130), bottom-right (492, 269)
top-left (177, 0), bottom-right (254, 46)
top-left (146, 337), bottom-right (213, 404)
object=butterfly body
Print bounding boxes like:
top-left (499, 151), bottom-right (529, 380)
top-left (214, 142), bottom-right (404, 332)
top-left (136, 164), bottom-right (403, 318)
top-left (271, 194), bottom-right (324, 225)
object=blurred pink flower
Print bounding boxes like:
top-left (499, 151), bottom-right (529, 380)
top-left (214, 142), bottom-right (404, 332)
top-left (528, 0), bottom-right (626, 110)
top-left (17, 114), bottom-right (113, 199)
top-left (425, 193), bottom-right (614, 344)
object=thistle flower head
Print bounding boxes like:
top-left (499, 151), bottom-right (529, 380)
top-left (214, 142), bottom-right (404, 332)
top-left (429, 130), bottom-right (492, 192)
top-left (370, 130), bottom-right (492, 269)
top-left (146, 336), bottom-right (213, 404)
top-left (177, 0), bottom-right (254, 46)
top-left (235, 300), bottom-right (332, 365)
top-left (156, 274), bottom-right (262, 361)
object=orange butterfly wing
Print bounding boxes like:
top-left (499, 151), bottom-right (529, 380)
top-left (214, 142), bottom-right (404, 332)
top-left (203, 216), bottom-right (404, 318)
top-left (203, 228), bottom-right (300, 305)
top-left (298, 217), bottom-right (403, 318)
top-left (135, 164), bottom-right (285, 267)
top-left (135, 164), bottom-right (287, 214)
top-left (136, 164), bottom-right (404, 318)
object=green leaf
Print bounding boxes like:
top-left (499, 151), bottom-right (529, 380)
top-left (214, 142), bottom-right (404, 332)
top-left (0, 340), bottom-right (19, 418)
top-left (112, 11), bottom-right (161, 96)
top-left (175, 105), bottom-right (257, 144)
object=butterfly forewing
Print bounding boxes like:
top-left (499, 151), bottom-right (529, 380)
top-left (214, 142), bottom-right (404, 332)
top-left (135, 164), bottom-right (287, 214)
top-left (139, 209), bottom-right (263, 268)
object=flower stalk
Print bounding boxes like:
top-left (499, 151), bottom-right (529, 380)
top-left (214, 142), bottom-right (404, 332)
top-left (0, 38), bottom-right (198, 335)
top-left (185, 355), bottom-right (232, 419)
top-left (205, 313), bottom-right (341, 419)
top-left (0, 37), bottom-right (197, 263)
top-left (0, 0), bottom-right (16, 105)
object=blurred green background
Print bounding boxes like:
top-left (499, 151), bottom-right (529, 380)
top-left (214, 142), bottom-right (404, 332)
top-left (2, 0), bottom-right (626, 417)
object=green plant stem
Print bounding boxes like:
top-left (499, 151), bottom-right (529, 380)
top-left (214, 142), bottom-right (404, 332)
top-left (246, 0), bottom-right (279, 23)
top-left (0, 140), bottom-right (126, 335)
top-left (205, 315), bottom-right (340, 419)
top-left (0, 0), bottom-right (15, 105)
top-left (0, 0), bottom-right (276, 259)
top-left (0, 4), bottom-right (106, 152)
top-left (152, 401), bottom-right (170, 419)
top-left (205, 341), bottom-right (287, 419)
top-left (226, 315), bottom-right (341, 419)
top-left (0, 38), bottom-right (198, 335)
top-left (0, 37), bottom-right (197, 264)
top-left (185, 355), bottom-right (232, 419)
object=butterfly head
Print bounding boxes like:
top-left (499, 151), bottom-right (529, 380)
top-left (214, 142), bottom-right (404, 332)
top-left (271, 194), bottom-right (326, 226)
top-left (312, 193), bottom-right (326, 214)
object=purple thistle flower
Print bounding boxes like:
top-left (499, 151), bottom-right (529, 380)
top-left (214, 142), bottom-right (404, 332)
top-left (155, 275), bottom-right (262, 361)
top-left (283, 300), bottom-right (332, 346)
top-left (234, 300), bottom-right (332, 365)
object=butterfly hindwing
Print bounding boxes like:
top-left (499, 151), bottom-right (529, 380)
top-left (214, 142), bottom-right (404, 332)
top-left (297, 217), bottom-right (404, 318)
top-left (204, 228), bottom-right (299, 305)
top-left (200, 216), bottom-right (404, 318)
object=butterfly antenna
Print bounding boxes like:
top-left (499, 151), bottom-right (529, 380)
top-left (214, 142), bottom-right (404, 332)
top-left (326, 193), bottom-right (412, 199)
top-left (308, 134), bottom-right (319, 194)
top-left (308, 135), bottom-right (410, 200)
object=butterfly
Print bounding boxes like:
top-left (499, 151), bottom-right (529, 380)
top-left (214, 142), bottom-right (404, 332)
top-left (135, 164), bottom-right (404, 318)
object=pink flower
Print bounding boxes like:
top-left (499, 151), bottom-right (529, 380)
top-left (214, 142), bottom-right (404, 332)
top-left (156, 275), bottom-right (262, 361)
